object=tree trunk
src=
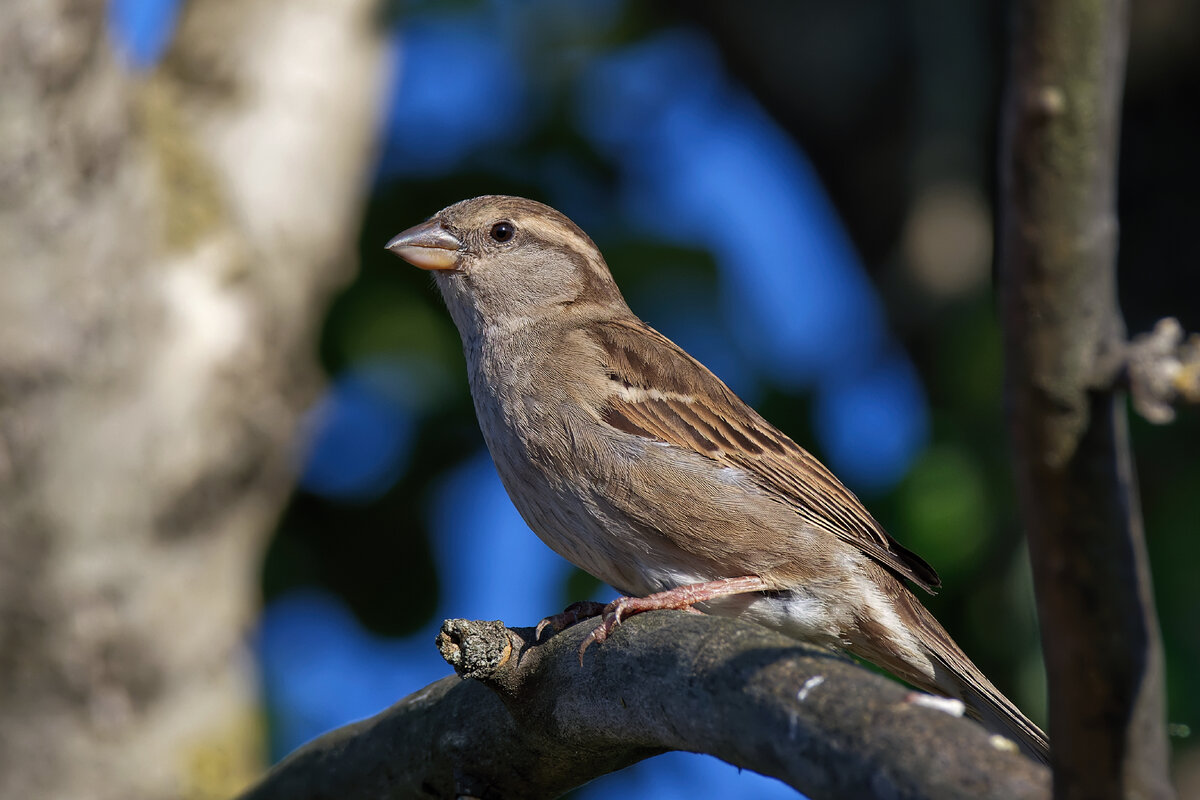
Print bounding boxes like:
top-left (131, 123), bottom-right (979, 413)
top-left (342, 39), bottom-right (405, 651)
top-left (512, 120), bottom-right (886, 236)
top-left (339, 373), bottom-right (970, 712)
top-left (997, 1), bottom-right (1173, 797)
top-left (0, 2), bottom-right (386, 797)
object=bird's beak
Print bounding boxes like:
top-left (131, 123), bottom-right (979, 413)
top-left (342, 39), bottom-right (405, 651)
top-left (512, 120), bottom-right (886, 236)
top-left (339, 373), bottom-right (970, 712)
top-left (385, 220), bottom-right (462, 271)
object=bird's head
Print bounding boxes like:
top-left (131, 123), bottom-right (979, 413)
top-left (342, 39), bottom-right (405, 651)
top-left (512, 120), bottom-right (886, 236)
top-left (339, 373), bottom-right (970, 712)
top-left (386, 195), bottom-right (627, 335)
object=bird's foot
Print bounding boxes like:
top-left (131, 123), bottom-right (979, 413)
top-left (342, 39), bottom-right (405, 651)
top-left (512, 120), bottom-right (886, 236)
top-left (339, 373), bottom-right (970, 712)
top-left (576, 597), bottom-right (638, 663)
top-left (576, 576), bottom-right (771, 664)
top-left (534, 600), bottom-right (608, 641)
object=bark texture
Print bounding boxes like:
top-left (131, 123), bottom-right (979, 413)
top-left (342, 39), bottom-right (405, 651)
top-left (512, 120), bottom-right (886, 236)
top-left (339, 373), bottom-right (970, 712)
top-left (998, 1), bottom-right (1173, 798)
top-left (242, 612), bottom-right (1051, 800)
top-left (0, 1), bottom-right (386, 798)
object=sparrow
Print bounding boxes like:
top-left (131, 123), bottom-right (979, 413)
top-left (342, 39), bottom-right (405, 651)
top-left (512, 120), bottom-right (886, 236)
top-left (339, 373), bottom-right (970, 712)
top-left (386, 195), bottom-right (1049, 762)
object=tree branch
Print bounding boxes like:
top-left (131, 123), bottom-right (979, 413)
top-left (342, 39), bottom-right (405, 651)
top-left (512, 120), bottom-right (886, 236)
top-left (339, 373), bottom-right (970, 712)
top-left (1124, 317), bottom-right (1200, 424)
top-left (998, 1), bottom-right (1174, 797)
top-left (241, 612), bottom-right (1049, 800)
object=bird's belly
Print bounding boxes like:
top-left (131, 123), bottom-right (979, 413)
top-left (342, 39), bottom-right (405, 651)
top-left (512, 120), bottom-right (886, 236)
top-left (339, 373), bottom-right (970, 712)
top-left (512, 482), bottom-right (635, 586)
top-left (475, 403), bottom-right (704, 594)
top-left (499, 464), bottom-right (701, 596)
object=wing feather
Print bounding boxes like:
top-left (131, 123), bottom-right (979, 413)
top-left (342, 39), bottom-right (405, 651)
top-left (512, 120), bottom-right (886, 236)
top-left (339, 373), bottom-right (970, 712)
top-left (590, 318), bottom-right (940, 592)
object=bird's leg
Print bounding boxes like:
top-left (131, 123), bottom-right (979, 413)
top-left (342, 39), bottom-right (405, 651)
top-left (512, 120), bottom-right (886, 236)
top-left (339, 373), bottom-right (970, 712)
top-left (535, 600), bottom-right (609, 640)
top-left (578, 575), bottom-right (770, 663)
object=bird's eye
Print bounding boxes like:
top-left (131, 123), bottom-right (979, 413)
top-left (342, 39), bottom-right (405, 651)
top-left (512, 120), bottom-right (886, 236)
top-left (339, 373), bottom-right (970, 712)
top-left (489, 221), bottom-right (515, 243)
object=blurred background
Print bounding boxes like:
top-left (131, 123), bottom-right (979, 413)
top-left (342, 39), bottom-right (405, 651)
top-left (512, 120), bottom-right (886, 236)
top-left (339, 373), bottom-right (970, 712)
top-left (9, 0), bottom-right (1198, 797)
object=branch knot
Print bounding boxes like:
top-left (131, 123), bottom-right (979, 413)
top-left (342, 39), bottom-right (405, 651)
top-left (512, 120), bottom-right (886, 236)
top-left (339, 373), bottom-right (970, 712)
top-left (436, 619), bottom-right (515, 681)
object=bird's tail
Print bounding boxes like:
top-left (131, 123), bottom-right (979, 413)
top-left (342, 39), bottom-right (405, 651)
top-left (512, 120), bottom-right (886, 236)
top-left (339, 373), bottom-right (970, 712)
top-left (944, 660), bottom-right (1050, 764)
top-left (890, 591), bottom-right (1050, 763)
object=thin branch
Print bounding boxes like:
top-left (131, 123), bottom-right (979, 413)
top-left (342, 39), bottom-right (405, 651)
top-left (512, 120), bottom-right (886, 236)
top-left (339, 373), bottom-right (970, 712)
top-left (998, 0), bottom-right (1174, 798)
top-left (1124, 317), bottom-right (1200, 424)
top-left (241, 611), bottom-right (1049, 800)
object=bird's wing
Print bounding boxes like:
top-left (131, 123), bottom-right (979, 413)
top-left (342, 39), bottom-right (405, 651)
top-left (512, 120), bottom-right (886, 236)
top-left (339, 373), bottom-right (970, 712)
top-left (588, 317), bottom-right (940, 593)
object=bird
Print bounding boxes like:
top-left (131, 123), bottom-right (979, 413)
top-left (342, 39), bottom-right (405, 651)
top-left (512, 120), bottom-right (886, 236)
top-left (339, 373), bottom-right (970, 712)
top-left (385, 194), bottom-right (1049, 763)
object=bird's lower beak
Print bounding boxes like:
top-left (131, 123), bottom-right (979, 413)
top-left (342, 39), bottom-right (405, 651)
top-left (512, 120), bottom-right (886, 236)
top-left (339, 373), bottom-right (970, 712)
top-left (385, 220), bottom-right (462, 270)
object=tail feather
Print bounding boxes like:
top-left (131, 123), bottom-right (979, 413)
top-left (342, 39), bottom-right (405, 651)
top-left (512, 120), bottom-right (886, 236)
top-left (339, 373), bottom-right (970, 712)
top-left (926, 652), bottom-right (1051, 762)
top-left (897, 591), bottom-right (1050, 763)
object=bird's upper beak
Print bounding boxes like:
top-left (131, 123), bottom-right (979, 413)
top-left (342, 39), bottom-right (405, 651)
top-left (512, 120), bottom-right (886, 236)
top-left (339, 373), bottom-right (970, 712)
top-left (385, 219), bottom-right (462, 271)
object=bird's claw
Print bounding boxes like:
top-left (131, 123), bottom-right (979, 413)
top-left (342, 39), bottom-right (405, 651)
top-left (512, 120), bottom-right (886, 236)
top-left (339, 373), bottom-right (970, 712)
top-left (576, 599), bottom-right (631, 664)
top-left (535, 600), bottom-right (607, 641)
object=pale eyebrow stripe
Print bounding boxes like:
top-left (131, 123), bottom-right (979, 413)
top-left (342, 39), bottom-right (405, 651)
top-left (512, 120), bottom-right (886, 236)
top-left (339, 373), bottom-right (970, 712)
top-left (519, 215), bottom-right (616, 293)
top-left (520, 216), bottom-right (598, 258)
